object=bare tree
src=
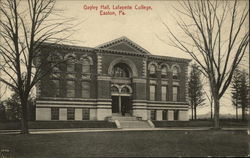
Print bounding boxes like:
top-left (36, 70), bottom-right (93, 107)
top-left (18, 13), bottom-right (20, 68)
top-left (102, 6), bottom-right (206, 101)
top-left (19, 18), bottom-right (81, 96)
top-left (165, 1), bottom-right (249, 128)
top-left (204, 89), bottom-right (213, 119)
top-left (0, 0), bottom-right (76, 134)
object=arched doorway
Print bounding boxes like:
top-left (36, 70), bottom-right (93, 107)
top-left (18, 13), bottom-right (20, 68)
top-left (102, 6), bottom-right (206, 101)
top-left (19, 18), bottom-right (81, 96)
top-left (110, 63), bottom-right (133, 116)
top-left (111, 85), bottom-right (132, 116)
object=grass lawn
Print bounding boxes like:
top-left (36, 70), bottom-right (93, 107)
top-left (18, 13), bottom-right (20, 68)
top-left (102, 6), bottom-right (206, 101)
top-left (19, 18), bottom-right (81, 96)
top-left (0, 130), bottom-right (248, 157)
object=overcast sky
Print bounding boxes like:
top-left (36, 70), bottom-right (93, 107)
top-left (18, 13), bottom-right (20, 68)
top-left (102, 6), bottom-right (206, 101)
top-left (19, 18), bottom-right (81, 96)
top-left (51, 0), bottom-right (248, 116)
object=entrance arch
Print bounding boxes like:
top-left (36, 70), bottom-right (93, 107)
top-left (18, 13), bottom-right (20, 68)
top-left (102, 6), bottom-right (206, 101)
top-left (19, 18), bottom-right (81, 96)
top-left (111, 84), bottom-right (132, 116)
top-left (108, 57), bottom-right (138, 77)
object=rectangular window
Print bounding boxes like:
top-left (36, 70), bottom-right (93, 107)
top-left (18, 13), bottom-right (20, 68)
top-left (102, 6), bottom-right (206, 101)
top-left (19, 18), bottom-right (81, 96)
top-left (173, 86), bottom-right (179, 102)
top-left (150, 85), bottom-right (156, 101)
top-left (162, 110), bottom-right (168, 120)
top-left (161, 86), bottom-right (167, 101)
top-left (150, 110), bottom-right (156, 120)
top-left (67, 81), bottom-right (75, 98)
top-left (82, 82), bottom-right (90, 98)
top-left (67, 63), bottom-right (75, 72)
top-left (52, 80), bottom-right (60, 97)
top-left (51, 108), bottom-right (59, 120)
top-left (82, 108), bottom-right (90, 120)
top-left (174, 110), bottom-right (179, 120)
top-left (82, 65), bottom-right (90, 73)
top-left (67, 108), bottom-right (75, 120)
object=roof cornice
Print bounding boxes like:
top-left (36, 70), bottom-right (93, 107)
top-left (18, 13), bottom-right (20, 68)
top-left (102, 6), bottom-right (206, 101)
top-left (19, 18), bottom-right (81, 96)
top-left (40, 42), bottom-right (191, 63)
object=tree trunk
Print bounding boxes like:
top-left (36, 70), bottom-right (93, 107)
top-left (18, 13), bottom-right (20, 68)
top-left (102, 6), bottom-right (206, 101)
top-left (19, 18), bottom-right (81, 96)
top-left (242, 106), bottom-right (245, 120)
top-left (20, 97), bottom-right (29, 134)
top-left (210, 101), bottom-right (213, 119)
top-left (236, 106), bottom-right (238, 120)
top-left (191, 105), bottom-right (194, 120)
top-left (194, 106), bottom-right (197, 120)
top-left (213, 95), bottom-right (220, 129)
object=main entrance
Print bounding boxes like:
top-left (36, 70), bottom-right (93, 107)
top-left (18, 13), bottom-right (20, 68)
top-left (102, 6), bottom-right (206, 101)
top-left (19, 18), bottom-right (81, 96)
top-left (111, 96), bottom-right (132, 115)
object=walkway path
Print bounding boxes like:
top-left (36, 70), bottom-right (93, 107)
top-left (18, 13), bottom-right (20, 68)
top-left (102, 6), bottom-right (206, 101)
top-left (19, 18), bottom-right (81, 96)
top-left (0, 127), bottom-right (248, 135)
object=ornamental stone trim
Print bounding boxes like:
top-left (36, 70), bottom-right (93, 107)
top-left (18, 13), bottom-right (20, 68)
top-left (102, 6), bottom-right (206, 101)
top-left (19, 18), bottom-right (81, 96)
top-left (142, 59), bottom-right (147, 77)
top-left (97, 76), bottom-right (112, 80)
top-left (132, 78), bottom-right (147, 83)
top-left (173, 81), bottom-right (180, 86)
top-left (97, 55), bottom-right (102, 74)
top-left (161, 80), bottom-right (168, 85)
top-left (150, 80), bottom-right (157, 84)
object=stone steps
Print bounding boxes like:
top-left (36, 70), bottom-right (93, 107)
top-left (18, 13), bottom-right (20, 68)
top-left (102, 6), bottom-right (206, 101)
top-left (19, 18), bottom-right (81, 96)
top-left (107, 116), bottom-right (142, 122)
top-left (119, 120), bottom-right (152, 128)
top-left (107, 115), bottom-right (154, 128)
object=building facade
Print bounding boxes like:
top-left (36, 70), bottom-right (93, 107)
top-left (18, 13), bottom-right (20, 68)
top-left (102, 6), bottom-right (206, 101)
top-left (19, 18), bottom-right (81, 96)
top-left (35, 37), bottom-right (191, 121)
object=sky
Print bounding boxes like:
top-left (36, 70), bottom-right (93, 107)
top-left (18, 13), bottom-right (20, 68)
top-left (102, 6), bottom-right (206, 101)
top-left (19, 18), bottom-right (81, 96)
top-left (1, 0), bottom-right (249, 117)
top-left (52, 0), bottom-right (248, 116)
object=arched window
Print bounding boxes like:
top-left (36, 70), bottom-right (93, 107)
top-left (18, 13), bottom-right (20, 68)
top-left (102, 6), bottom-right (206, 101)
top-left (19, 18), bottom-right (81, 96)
top-left (121, 87), bottom-right (130, 93)
top-left (161, 66), bottom-right (167, 77)
top-left (112, 63), bottom-right (130, 77)
top-left (149, 65), bottom-right (156, 74)
top-left (82, 58), bottom-right (90, 73)
top-left (66, 56), bottom-right (75, 72)
top-left (111, 86), bottom-right (119, 93)
top-left (149, 65), bottom-right (157, 78)
top-left (172, 66), bottom-right (179, 79)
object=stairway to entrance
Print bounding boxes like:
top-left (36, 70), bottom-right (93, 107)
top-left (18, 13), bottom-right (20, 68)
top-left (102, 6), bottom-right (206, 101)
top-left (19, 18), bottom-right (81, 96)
top-left (106, 115), bottom-right (155, 129)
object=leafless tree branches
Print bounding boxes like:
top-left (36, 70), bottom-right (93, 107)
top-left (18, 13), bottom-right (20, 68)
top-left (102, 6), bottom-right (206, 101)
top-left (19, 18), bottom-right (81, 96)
top-left (166, 0), bottom-right (249, 128)
top-left (0, 0), bottom-right (78, 133)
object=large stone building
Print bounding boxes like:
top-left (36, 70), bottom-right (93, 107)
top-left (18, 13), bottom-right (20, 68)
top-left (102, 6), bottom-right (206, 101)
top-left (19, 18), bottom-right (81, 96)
top-left (35, 37), bottom-right (191, 121)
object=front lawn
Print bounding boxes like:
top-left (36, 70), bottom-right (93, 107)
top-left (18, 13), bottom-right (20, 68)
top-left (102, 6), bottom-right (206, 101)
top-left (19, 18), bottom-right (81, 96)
top-left (0, 121), bottom-right (116, 130)
top-left (0, 130), bottom-right (248, 157)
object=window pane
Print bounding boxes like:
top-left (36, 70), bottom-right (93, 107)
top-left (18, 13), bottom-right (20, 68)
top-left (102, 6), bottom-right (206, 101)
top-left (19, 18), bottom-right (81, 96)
top-left (121, 87), bottom-right (130, 93)
top-left (111, 86), bottom-right (119, 93)
top-left (174, 110), bottom-right (179, 120)
top-left (150, 110), bottom-right (156, 120)
top-left (51, 108), bottom-right (59, 120)
top-left (162, 110), bottom-right (168, 120)
top-left (173, 66), bottom-right (178, 79)
top-left (67, 62), bottom-right (75, 72)
top-left (52, 80), bottom-right (60, 97)
top-left (82, 108), bottom-right (90, 120)
top-left (82, 58), bottom-right (91, 73)
top-left (82, 65), bottom-right (90, 73)
top-left (113, 63), bottom-right (130, 77)
top-left (150, 85), bottom-right (156, 101)
top-left (150, 65), bottom-right (156, 74)
top-left (82, 82), bottom-right (90, 98)
top-left (161, 66), bottom-right (167, 75)
top-left (67, 108), bottom-right (75, 120)
top-left (173, 86), bottom-right (178, 102)
top-left (161, 86), bottom-right (167, 101)
top-left (67, 81), bottom-right (75, 97)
